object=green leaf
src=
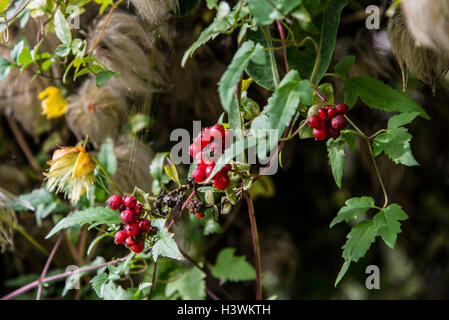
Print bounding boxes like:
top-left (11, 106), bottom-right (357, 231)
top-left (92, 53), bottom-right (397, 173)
top-left (327, 136), bottom-right (346, 189)
top-left (218, 40), bottom-right (265, 113)
top-left (206, 0), bottom-right (218, 9)
top-left (373, 203), bottom-right (408, 248)
top-left (96, 70), bottom-right (120, 87)
top-left (248, 0), bottom-right (302, 25)
top-left (98, 138), bottom-right (117, 176)
top-left (10, 41), bottom-right (24, 63)
top-left (99, 280), bottom-right (136, 300)
top-left (342, 219), bottom-right (377, 262)
top-left (0, 57), bottom-right (12, 80)
top-left (334, 260), bottom-right (351, 287)
top-left (387, 112), bottom-right (420, 129)
top-left (11, 188), bottom-right (54, 211)
top-left (163, 157), bottom-right (181, 186)
top-left (212, 248), bottom-right (256, 282)
top-left (182, 3), bottom-right (248, 66)
top-left (246, 27), bottom-right (280, 91)
top-left (165, 266), bottom-right (206, 300)
top-left (330, 196), bottom-right (375, 227)
top-left (55, 44), bottom-right (70, 57)
top-left (63, 256), bottom-right (105, 296)
top-left (54, 9), bottom-right (72, 45)
top-left (90, 273), bottom-right (108, 298)
top-left (312, 83), bottom-right (334, 105)
top-left (334, 55), bottom-right (355, 76)
top-left (286, 0), bottom-right (347, 83)
top-left (251, 70), bottom-right (313, 143)
top-left (152, 227), bottom-right (183, 262)
top-left (203, 219), bottom-right (223, 236)
top-left (46, 207), bottom-right (121, 239)
top-left (343, 76), bottom-right (429, 119)
top-left (150, 152), bottom-right (170, 194)
top-left (17, 47), bottom-right (33, 69)
top-left (0, 0), bottom-right (9, 13)
top-left (372, 127), bottom-right (419, 166)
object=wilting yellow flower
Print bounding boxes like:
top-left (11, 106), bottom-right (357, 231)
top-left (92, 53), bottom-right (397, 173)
top-left (44, 145), bottom-right (96, 204)
top-left (39, 86), bottom-right (68, 119)
top-left (241, 78), bottom-right (253, 92)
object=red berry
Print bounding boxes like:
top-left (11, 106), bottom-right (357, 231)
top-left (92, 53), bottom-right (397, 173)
top-left (331, 115), bottom-right (346, 131)
top-left (318, 108), bottom-right (327, 120)
top-left (107, 195), bottom-right (123, 210)
top-left (196, 212), bottom-right (203, 219)
top-left (328, 127), bottom-right (341, 139)
top-left (139, 219), bottom-right (151, 232)
top-left (114, 230), bottom-right (127, 244)
top-left (131, 242), bottom-right (145, 253)
top-left (133, 203), bottom-right (143, 215)
top-left (205, 164), bottom-right (215, 178)
top-left (189, 143), bottom-right (201, 158)
top-left (123, 196), bottom-right (137, 209)
top-left (125, 237), bottom-right (135, 247)
top-left (214, 172), bottom-right (230, 190)
top-left (335, 103), bottom-right (348, 115)
top-left (210, 124), bottom-right (225, 139)
top-left (308, 115), bottom-right (323, 129)
top-left (120, 209), bottom-right (135, 224)
top-left (196, 153), bottom-right (214, 167)
top-left (327, 108), bottom-right (337, 119)
top-left (192, 166), bottom-right (207, 183)
top-left (313, 128), bottom-right (328, 141)
top-left (222, 164), bottom-right (231, 173)
top-left (124, 222), bottom-right (139, 237)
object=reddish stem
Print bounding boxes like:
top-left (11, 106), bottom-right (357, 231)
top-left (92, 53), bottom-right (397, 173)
top-left (276, 20), bottom-right (289, 73)
top-left (245, 192), bottom-right (262, 300)
top-left (36, 233), bottom-right (64, 300)
top-left (1, 256), bottom-right (128, 300)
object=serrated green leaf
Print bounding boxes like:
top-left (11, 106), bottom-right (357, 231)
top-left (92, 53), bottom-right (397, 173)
top-left (248, 0), bottom-right (302, 25)
top-left (330, 196), bottom-right (375, 227)
top-left (343, 76), bottom-right (429, 119)
top-left (327, 136), bottom-right (346, 189)
top-left (212, 248), bottom-right (256, 282)
top-left (182, 3), bottom-right (248, 66)
top-left (152, 228), bottom-right (183, 262)
top-left (46, 207), bottom-right (121, 239)
top-left (342, 219), bottom-right (377, 262)
top-left (54, 9), bottom-right (72, 45)
top-left (17, 47), bottom-right (33, 68)
top-left (334, 55), bottom-right (355, 76)
top-left (251, 70), bottom-right (313, 143)
top-left (166, 266), bottom-right (205, 300)
top-left (246, 27), bottom-right (280, 91)
top-left (373, 203), bottom-right (408, 248)
top-left (90, 273), bottom-right (108, 298)
top-left (387, 112), bottom-right (420, 129)
top-left (219, 40), bottom-right (265, 113)
top-left (98, 138), bottom-right (117, 176)
top-left (373, 127), bottom-right (419, 166)
top-left (312, 83), bottom-right (334, 105)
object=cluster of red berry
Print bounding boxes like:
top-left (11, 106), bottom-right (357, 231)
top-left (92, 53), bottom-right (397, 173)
top-left (107, 195), bottom-right (152, 253)
top-left (190, 124), bottom-right (231, 190)
top-left (307, 103), bottom-right (348, 140)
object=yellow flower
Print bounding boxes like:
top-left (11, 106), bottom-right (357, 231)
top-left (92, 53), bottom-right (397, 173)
top-left (241, 77), bottom-right (253, 92)
top-left (39, 86), bottom-right (68, 119)
top-left (44, 145), bottom-right (96, 204)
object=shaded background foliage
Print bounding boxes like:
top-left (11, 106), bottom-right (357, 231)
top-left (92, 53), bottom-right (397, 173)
top-left (1, 0), bottom-right (449, 299)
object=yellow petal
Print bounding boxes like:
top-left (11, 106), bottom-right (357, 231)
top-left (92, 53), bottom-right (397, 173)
top-left (49, 146), bottom-right (79, 162)
top-left (39, 86), bottom-right (68, 119)
top-left (241, 78), bottom-right (253, 92)
top-left (73, 149), bottom-right (96, 178)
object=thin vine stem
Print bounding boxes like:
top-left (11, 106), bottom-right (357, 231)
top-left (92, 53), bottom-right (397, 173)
top-left (148, 260), bottom-right (158, 300)
top-left (345, 116), bottom-right (389, 208)
top-left (245, 192), bottom-right (262, 300)
top-left (1, 255), bottom-right (129, 300)
top-left (36, 232), bottom-right (64, 300)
